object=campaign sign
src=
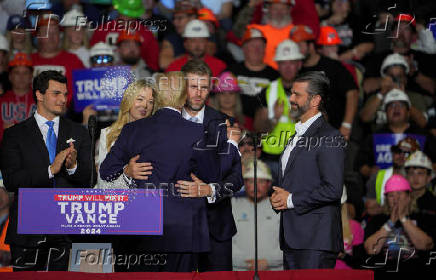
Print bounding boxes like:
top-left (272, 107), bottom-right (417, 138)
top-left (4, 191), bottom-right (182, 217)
top-left (18, 188), bottom-right (163, 235)
top-left (72, 66), bottom-right (134, 112)
top-left (373, 134), bottom-right (426, 169)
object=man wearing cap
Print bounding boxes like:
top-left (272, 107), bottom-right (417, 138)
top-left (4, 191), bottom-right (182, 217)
top-left (31, 14), bottom-right (84, 108)
top-left (364, 137), bottom-right (420, 217)
top-left (0, 53), bottom-right (35, 142)
top-left (360, 53), bottom-right (430, 130)
top-left (229, 26), bottom-right (279, 125)
top-left (166, 19), bottom-right (226, 77)
top-left (290, 24), bottom-right (359, 140)
top-left (232, 159), bottom-right (282, 271)
top-left (363, 13), bottom-right (435, 96)
top-left (116, 30), bottom-right (152, 80)
top-left (253, 39), bottom-right (303, 184)
top-left (89, 0), bottom-right (159, 71)
top-left (159, 1), bottom-right (197, 70)
top-left (270, 71), bottom-right (345, 269)
top-left (356, 88), bottom-right (436, 180)
top-left (5, 15), bottom-right (32, 55)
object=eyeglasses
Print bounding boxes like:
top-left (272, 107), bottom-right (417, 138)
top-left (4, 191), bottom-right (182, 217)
top-left (391, 146), bottom-right (410, 157)
top-left (91, 55), bottom-right (114, 65)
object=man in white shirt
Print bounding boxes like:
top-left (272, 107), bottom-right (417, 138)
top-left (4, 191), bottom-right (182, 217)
top-left (270, 71), bottom-right (346, 269)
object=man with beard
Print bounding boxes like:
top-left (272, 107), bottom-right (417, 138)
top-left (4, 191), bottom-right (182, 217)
top-left (253, 39), bottom-right (303, 185)
top-left (177, 59), bottom-right (243, 271)
top-left (116, 30), bottom-right (152, 80)
top-left (166, 19), bottom-right (226, 77)
top-left (270, 71), bottom-right (345, 269)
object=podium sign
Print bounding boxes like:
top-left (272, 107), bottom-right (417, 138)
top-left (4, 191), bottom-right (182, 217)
top-left (18, 188), bottom-right (163, 235)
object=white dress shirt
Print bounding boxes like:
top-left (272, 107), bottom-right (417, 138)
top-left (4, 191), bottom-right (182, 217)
top-left (34, 111), bottom-right (77, 178)
top-left (281, 112), bottom-right (322, 209)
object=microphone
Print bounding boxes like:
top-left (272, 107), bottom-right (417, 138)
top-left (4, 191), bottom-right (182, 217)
top-left (88, 115), bottom-right (97, 187)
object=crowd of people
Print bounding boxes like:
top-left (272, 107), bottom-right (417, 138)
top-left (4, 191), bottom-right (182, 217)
top-left (0, 0), bottom-right (435, 276)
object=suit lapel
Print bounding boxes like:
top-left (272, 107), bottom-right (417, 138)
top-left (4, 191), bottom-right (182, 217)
top-left (57, 117), bottom-right (71, 153)
top-left (26, 117), bottom-right (50, 166)
top-left (283, 116), bottom-right (325, 176)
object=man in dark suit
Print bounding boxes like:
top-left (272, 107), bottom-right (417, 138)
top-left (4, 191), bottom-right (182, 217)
top-left (0, 70), bottom-right (94, 271)
top-left (176, 59), bottom-right (243, 271)
top-left (270, 71), bottom-right (345, 269)
top-left (99, 71), bottom-right (212, 272)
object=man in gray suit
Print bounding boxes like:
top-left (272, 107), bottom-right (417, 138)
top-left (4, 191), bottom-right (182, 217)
top-left (270, 71), bottom-right (346, 269)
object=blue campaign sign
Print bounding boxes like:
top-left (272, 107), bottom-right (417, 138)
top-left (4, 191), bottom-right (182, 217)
top-left (373, 134), bottom-right (426, 169)
top-left (72, 66), bottom-right (134, 112)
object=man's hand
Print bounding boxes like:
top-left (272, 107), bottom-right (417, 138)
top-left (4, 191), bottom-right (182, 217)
top-left (123, 155), bottom-right (153, 180)
top-left (65, 142), bottom-right (77, 169)
top-left (226, 119), bottom-right (242, 143)
top-left (339, 126), bottom-right (351, 141)
top-left (390, 203), bottom-right (399, 223)
top-left (398, 194), bottom-right (410, 220)
top-left (82, 105), bottom-right (97, 126)
top-left (245, 259), bottom-right (268, 271)
top-left (176, 173), bottom-right (212, 197)
top-left (270, 186), bottom-right (290, 210)
top-left (49, 149), bottom-right (69, 175)
top-left (273, 99), bottom-right (284, 120)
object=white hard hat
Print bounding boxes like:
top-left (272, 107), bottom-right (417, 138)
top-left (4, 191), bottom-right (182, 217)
top-left (243, 159), bottom-right (272, 181)
top-left (90, 42), bottom-right (114, 57)
top-left (405, 151), bottom-right (433, 170)
top-left (274, 39), bottom-right (304, 61)
top-left (380, 53), bottom-right (409, 77)
top-left (383, 88), bottom-right (411, 110)
top-left (60, 8), bottom-right (87, 27)
top-left (0, 34), bottom-right (9, 52)
top-left (341, 185), bottom-right (347, 204)
top-left (183, 19), bottom-right (209, 38)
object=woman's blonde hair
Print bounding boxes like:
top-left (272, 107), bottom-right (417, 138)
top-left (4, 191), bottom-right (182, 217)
top-left (209, 91), bottom-right (245, 126)
top-left (106, 79), bottom-right (157, 151)
top-left (153, 71), bottom-right (187, 111)
top-left (6, 30), bottom-right (33, 56)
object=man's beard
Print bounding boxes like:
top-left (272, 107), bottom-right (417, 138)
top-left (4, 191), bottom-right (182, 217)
top-left (189, 49), bottom-right (205, 59)
top-left (122, 56), bottom-right (140, 66)
top-left (186, 98), bottom-right (205, 111)
top-left (268, 14), bottom-right (292, 28)
top-left (290, 98), bottom-right (311, 120)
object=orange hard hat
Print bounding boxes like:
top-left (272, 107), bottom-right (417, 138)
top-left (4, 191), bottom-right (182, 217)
top-left (394, 13), bottom-right (416, 28)
top-left (317, 26), bottom-right (342, 45)
top-left (8, 52), bottom-right (32, 68)
top-left (198, 8), bottom-right (219, 27)
top-left (241, 25), bottom-right (266, 45)
top-left (289, 25), bottom-right (315, 43)
top-left (116, 30), bottom-right (143, 45)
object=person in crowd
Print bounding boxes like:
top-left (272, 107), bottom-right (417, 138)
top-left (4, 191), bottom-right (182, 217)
top-left (335, 186), bottom-right (365, 269)
top-left (232, 159), bottom-right (282, 271)
top-left (100, 71), bottom-right (210, 272)
top-left (61, 7), bottom-right (90, 68)
top-left (0, 53), bottom-right (35, 142)
top-left (0, 35), bottom-right (11, 93)
top-left (177, 59), bottom-right (243, 271)
top-left (166, 19), bottom-right (226, 77)
top-left (365, 137), bottom-right (420, 217)
top-left (90, 0), bottom-right (159, 71)
top-left (0, 186), bottom-right (11, 271)
top-left (0, 70), bottom-right (94, 271)
top-left (5, 15), bottom-right (32, 56)
top-left (253, 39), bottom-right (303, 184)
top-left (229, 26), bottom-right (279, 126)
top-left (356, 89), bottom-right (436, 180)
top-left (363, 14), bottom-right (436, 96)
top-left (201, 0), bottom-right (233, 28)
top-left (31, 14), bottom-right (85, 109)
top-left (116, 30), bottom-right (153, 80)
top-left (159, 1), bottom-right (197, 70)
top-left (289, 24), bottom-right (359, 140)
top-left (239, 132), bottom-right (262, 169)
top-left (210, 71), bottom-right (248, 130)
top-left (270, 71), bottom-right (345, 269)
top-left (95, 79), bottom-right (155, 189)
top-left (89, 42), bottom-right (115, 68)
top-left (364, 174), bottom-right (435, 272)
top-left (360, 53), bottom-right (430, 130)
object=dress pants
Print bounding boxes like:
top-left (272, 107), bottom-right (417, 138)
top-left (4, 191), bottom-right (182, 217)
top-left (283, 248), bottom-right (337, 269)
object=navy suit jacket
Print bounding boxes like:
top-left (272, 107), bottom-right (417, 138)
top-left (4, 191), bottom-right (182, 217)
top-left (0, 116), bottom-right (93, 247)
top-left (100, 108), bottom-right (210, 253)
top-left (278, 116), bottom-right (345, 253)
top-left (196, 106), bottom-right (243, 242)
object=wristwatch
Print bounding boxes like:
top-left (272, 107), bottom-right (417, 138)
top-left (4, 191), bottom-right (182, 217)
top-left (400, 216), bottom-right (409, 224)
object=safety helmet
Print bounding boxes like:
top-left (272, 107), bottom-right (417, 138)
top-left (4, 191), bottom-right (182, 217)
top-left (8, 52), bottom-right (32, 68)
top-left (274, 39), bottom-right (304, 61)
top-left (183, 19), bottom-right (209, 38)
top-left (380, 53), bottom-right (409, 77)
top-left (405, 151), bottom-right (432, 171)
top-left (383, 88), bottom-right (411, 110)
top-left (241, 26), bottom-right (266, 45)
top-left (90, 42), bottom-right (114, 57)
top-left (113, 0), bottom-right (145, 18)
top-left (317, 26), bottom-right (342, 45)
top-left (213, 71), bottom-right (240, 93)
top-left (243, 159), bottom-right (272, 180)
top-left (198, 8), bottom-right (219, 28)
top-left (116, 30), bottom-right (143, 45)
top-left (289, 25), bottom-right (315, 43)
top-left (384, 174), bottom-right (411, 194)
top-left (60, 8), bottom-right (87, 27)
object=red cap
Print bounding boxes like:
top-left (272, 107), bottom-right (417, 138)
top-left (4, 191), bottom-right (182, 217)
top-left (394, 14), bottom-right (416, 28)
top-left (317, 26), bottom-right (342, 45)
top-left (116, 30), bottom-right (143, 44)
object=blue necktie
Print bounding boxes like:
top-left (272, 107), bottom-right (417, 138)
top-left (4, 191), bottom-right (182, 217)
top-left (46, 121), bottom-right (57, 164)
top-left (189, 116), bottom-right (199, 123)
